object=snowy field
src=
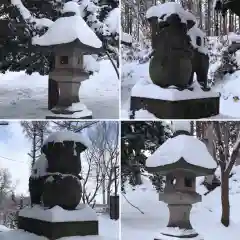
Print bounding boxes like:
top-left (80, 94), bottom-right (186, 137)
top-left (0, 60), bottom-right (119, 119)
top-left (121, 166), bottom-right (240, 240)
top-left (0, 213), bottom-right (119, 240)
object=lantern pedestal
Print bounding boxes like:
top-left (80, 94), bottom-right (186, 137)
top-left (130, 82), bottom-right (219, 119)
top-left (46, 102), bottom-right (93, 119)
top-left (18, 204), bottom-right (99, 239)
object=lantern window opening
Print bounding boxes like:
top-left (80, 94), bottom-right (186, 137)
top-left (170, 177), bottom-right (177, 185)
top-left (196, 36), bottom-right (202, 46)
top-left (184, 177), bottom-right (193, 187)
top-left (60, 56), bottom-right (69, 64)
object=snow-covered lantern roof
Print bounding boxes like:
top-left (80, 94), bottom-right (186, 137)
top-left (146, 121), bottom-right (217, 177)
top-left (146, 2), bottom-right (196, 49)
top-left (32, 14), bottom-right (103, 54)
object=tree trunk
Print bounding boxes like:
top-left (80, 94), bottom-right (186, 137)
top-left (221, 170), bottom-right (230, 227)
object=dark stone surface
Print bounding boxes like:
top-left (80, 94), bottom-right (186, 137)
top-left (46, 141), bottom-right (80, 173)
top-left (148, 14), bottom-right (194, 89)
top-left (29, 176), bottom-right (47, 205)
top-left (130, 95), bottom-right (219, 119)
top-left (145, 157), bottom-right (216, 176)
top-left (42, 174), bottom-right (82, 210)
top-left (48, 78), bottom-right (59, 110)
top-left (41, 141), bottom-right (86, 176)
top-left (188, 49), bottom-right (209, 89)
top-left (18, 216), bottom-right (98, 239)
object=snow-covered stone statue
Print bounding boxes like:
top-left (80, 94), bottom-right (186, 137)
top-left (147, 3), bottom-right (195, 89)
top-left (19, 131), bottom-right (100, 239)
top-left (32, 1), bottom-right (102, 119)
top-left (145, 121), bottom-right (217, 239)
top-left (130, 2), bottom-right (220, 119)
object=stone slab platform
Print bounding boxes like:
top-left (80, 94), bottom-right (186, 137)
top-left (46, 115), bottom-right (92, 119)
top-left (18, 216), bottom-right (98, 240)
top-left (130, 96), bottom-right (219, 119)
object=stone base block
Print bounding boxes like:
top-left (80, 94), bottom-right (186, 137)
top-left (154, 227), bottom-right (203, 240)
top-left (46, 114), bottom-right (92, 119)
top-left (18, 216), bottom-right (98, 240)
top-left (130, 96), bottom-right (219, 119)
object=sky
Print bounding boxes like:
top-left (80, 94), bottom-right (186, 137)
top-left (0, 122), bottom-right (31, 196)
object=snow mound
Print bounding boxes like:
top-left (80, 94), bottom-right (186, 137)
top-left (62, 1), bottom-right (81, 16)
top-left (43, 131), bottom-right (90, 148)
top-left (228, 32), bottom-right (240, 43)
top-left (0, 225), bottom-right (9, 232)
top-left (105, 7), bottom-right (120, 34)
top-left (131, 79), bottom-right (219, 101)
top-left (32, 16), bottom-right (102, 49)
top-left (187, 26), bottom-right (208, 55)
top-left (83, 55), bottom-right (100, 73)
top-left (146, 135), bottom-right (217, 169)
top-left (121, 32), bottom-right (132, 44)
top-left (146, 2), bottom-right (197, 24)
top-left (31, 153), bottom-right (48, 178)
top-left (19, 204), bottom-right (97, 222)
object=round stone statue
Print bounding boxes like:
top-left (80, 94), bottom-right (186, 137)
top-left (42, 174), bottom-right (82, 210)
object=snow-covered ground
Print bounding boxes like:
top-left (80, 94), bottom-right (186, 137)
top-left (0, 60), bottom-right (119, 119)
top-left (121, 166), bottom-right (240, 240)
top-left (0, 213), bottom-right (119, 240)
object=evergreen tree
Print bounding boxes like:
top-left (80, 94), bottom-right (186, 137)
top-left (121, 121), bottom-right (172, 192)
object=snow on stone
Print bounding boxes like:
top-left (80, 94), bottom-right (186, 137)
top-left (104, 8), bottom-right (120, 34)
top-left (48, 107), bottom-right (93, 119)
top-left (19, 204), bottom-right (97, 222)
top-left (0, 225), bottom-right (9, 232)
top-left (11, 0), bottom-right (53, 29)
top-left (228, 32), bottom-right (240, 43)
top-left (157, 227), bottom-right (201, 239)
top-left (62, 1), bottom-right (81, 16)
top-left (33, 18), bottom-right (54, 29)
top-left (131, 78), bottom-right (219, 101)
top-left (146, 134), bottom-right (217, 169)
top-left (171, 121), bottom-right (191, 133)
top-left (31, 153), bottom-right (48, 178)
top-left (146, 2), bottom-right (197, 24)
top-left (43, 131), bottom-right (90, 148)
top-left (83, 55), bottom-right (100, 72)
top-left (135, 109), bottom-right (158, 119)
top-left (121, 32), bottom-right (132, 44)
top-left (32, 16), bottom-right (102, 49)
top-left (187, 26), bottom-right (208, 55)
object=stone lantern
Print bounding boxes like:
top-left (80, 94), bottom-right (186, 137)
top-left (145, 121), bottom-right (217, 239)
top-left (32, 3), bottom-right (102, 119)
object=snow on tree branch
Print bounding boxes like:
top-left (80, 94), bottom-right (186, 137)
top-left (11, 0), bottom-right (53, 30)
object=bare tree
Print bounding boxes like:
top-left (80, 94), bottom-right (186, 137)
top-left (212, 121), bottom-right (240, 227)
top-left (83, 122), bottom-right (119, 206)
top-left (21, 121), bottom-right (50, 168)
